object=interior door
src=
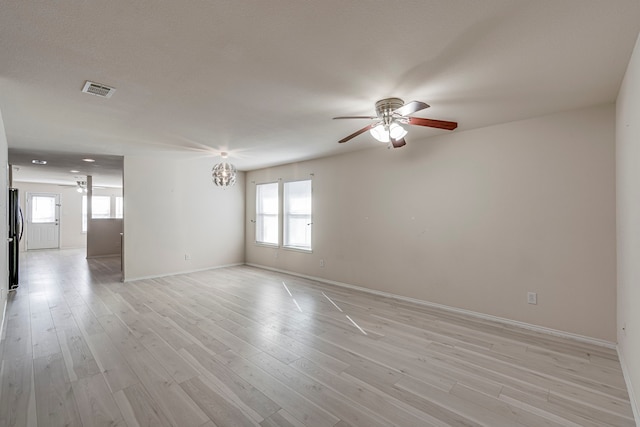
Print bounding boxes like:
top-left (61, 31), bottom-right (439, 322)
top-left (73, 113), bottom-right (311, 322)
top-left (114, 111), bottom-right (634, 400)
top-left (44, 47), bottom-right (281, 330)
top-left (26, 192), bottom-right (60, 250)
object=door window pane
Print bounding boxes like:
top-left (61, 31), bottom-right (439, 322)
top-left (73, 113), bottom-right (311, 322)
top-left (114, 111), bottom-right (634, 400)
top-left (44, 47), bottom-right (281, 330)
top-left (31, 196), bottom-right (56, 223)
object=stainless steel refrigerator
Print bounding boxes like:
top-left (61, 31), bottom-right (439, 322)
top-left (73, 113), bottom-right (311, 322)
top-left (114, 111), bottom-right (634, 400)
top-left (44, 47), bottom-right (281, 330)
top-left (8, 188), bottom-right (23, 290)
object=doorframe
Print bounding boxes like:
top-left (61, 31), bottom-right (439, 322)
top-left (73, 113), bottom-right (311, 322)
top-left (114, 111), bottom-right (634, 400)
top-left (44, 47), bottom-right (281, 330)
top-left (25, 192), bottom-right (61, 250)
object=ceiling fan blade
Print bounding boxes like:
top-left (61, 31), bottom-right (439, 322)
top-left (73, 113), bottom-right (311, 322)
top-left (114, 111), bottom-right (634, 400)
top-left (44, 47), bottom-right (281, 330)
top-left (408, 117), bottom-right (458, 130)
top-left (393, 101), bottom-right (430, 117)
top-left (391, 137), bottom-right (406, 148)
top-left (338, 124), bottom-right (374, 143)
top-left (333, 116), bottom-right (378, 120)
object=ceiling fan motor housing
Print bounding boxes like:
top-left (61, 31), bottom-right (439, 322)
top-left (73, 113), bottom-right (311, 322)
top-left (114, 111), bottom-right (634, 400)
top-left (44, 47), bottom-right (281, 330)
top-left (375, 98), bottom-right (405, 125)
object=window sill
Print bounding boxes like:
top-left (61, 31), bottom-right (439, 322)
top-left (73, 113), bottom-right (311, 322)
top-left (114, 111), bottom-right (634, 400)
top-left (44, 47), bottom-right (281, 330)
top-left (283, 246), bottom-right (312, 254)
top-left (255, 242), bottom-right (279, 249)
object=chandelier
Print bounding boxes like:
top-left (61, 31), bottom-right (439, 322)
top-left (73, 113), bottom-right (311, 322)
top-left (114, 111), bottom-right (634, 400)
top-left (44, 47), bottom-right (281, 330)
top-left (211, 152), bottom-right (237, 187)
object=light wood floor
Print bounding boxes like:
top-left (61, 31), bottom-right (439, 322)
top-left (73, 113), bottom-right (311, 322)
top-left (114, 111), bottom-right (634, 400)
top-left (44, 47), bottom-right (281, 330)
top-left (0, 249), bottom-right (634, 427)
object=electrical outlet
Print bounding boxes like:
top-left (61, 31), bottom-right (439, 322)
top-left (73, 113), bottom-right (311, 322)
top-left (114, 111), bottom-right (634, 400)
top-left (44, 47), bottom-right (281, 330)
top-left (184, 253), bottom-right (191, 260)
top-left (320, 259), bottom-right (325, 267)
top-left (527, 292), bottom-right (537, 305)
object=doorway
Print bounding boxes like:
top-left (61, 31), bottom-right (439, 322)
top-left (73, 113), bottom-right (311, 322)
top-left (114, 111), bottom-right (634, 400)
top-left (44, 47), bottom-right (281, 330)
top-left (26, 192), bottom-right (60, 250)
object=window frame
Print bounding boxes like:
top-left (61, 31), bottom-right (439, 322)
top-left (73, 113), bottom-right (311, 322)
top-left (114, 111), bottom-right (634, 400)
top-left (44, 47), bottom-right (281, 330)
top-left (30, 195), bottom-right (57, 224)
top-left (283, 179), bottom-right (312, 252)
top-left (115, 196), bottom-right (124, 219)
top-left (255, 182), bottom-right (280, 247)
top-left (82, 195), bottom-right (118, 233)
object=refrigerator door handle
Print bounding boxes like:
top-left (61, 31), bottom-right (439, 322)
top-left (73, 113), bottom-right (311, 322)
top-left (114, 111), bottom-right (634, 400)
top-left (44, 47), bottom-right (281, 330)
top-left (19, 207), bottom-right (24, 241)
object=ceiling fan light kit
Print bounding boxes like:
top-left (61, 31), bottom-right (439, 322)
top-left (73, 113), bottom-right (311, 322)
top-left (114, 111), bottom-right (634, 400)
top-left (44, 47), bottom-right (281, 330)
top-left (76, 180), bottom-right (88, 193)
top-left (370, 122), bottom-right (408, 143)
top-left (334, 97), bottom-right (458, 148)
top-left (389, 122), bottom-right (408, 140)
top-left (370, 124), bottom-right (390, 143)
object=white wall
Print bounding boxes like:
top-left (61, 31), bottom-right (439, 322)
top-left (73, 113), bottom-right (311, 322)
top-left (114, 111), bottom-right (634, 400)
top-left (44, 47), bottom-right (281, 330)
top-left (616, 33), bottom-right (640, 420)
top-left (0, 109), bottom-right (8, 327)
top-left (13, 182), bottom-right (87, 250)
top-left (246, 104), bottom-right (616, 342)
top-left (123, 155), bottom-right (245, 280)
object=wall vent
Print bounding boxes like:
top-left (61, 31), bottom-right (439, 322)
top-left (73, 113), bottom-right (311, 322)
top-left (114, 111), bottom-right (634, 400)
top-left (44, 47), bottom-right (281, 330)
top-left (82, 81), bottom-right (116, 98)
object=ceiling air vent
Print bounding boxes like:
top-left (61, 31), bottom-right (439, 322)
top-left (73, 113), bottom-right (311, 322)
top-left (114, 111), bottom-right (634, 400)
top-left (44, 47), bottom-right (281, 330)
top-left (82, 81), bottom-right (116, 98)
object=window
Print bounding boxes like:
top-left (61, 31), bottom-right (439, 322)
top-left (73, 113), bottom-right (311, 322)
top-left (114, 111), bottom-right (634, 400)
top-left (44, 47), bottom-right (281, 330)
top-left (115, 196), bottom-right (123, 219)
top-left (31, 196), bottom-right (57, 223)
top-left (255, 180), bottom-right (313, 250)
top-left (92, 196), bottom-right (111, 218)
top-left (82, 197), bottom-right (87, 232)
top-left (284, 180), bottom-right (312, 250)
top-left (256, 182), bottom-right (279, 245)
top-left (82, 196), bottom-right (113, 232)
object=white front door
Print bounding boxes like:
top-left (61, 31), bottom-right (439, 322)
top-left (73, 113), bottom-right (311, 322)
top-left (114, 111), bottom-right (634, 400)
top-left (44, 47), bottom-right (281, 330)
top-left (26, 193), bottom-right (60, 250)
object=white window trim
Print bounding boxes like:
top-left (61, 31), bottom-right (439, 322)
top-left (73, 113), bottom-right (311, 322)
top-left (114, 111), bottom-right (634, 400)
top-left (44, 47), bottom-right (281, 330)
top-left (254, 179), bottom-right (313, 251)
top-left (82, 195), bottom-right (121, 233)
top-left (282, 245), bottom-right (313, 254)
top-left (255, 181), bottom-right (280, 247)
top-left (283, 179), bottom-right (312, 251)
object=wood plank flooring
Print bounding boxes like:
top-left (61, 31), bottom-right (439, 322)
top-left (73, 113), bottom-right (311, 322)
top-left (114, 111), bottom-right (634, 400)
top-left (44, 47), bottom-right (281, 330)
top-left (0, 249), bottom-right (634, 426)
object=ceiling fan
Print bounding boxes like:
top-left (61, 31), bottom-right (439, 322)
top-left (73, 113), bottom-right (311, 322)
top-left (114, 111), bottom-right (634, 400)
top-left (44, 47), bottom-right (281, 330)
top-left (333, 97), bottom-right (458, 148)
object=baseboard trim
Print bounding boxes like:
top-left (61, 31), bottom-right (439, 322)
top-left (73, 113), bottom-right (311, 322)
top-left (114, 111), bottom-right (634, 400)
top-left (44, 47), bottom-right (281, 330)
top-left (618, 344), bottom-right (640, 424)
top-left (86, 254), bottom-right (120, 259)
top-left (246, 263), bottom-right (616, 350)
top-left (124, 263), bottom-right (244, 283)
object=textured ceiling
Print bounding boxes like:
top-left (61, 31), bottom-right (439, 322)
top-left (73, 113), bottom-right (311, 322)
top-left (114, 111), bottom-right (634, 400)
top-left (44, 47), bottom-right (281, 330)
top-left (1, 1), bottom-right (639, 181)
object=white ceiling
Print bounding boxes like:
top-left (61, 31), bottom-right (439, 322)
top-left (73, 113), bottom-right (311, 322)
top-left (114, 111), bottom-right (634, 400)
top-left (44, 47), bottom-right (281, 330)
top-left (1, 1), bottom-right (639, 178)
top-left (8, 149), bottom-right (123, 188)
